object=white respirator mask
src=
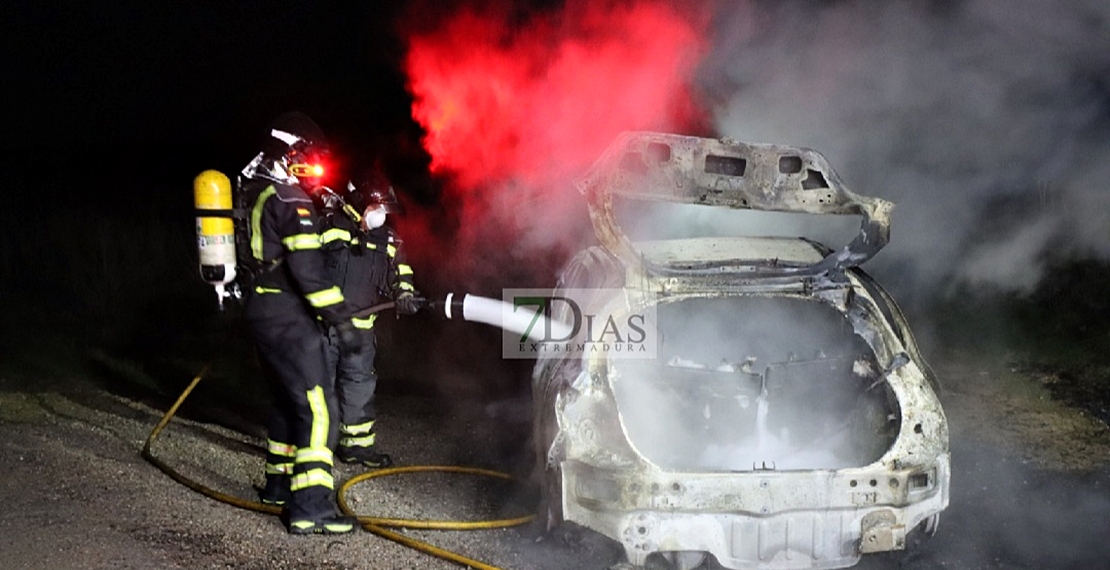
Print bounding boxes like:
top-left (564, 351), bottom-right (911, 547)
top-left (361, 205), bottom-right (387, 230)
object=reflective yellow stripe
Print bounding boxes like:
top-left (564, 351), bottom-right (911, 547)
top-left (387, 244), bottom-right (397, 257)
top-left (341, 421), bottom-right (375, 436)
top-left (267, 440), bottom-right (296, 457)
top-left (306, 386), bottom-right (329, 449)
top-left (340, 433), bottom-right (376, 448)
top-left (364, 242), bottom-right (377, 250)
top-left (290, 468), bottom-right (334, 491)
top-left (265, 462), bottom-right (294, 475)
top-left (290, 518), bottom-right (353, 532)
top-left (398, 282), bottom-right (415, 291)
top-left (397, 264), bottom-right (413, 276)
top-left (251, 186), bottom-right (277, 261)
top-left (282, 233), bottom-right (323, 251)
top-left (320, 227), bottom-right (352, 244)
top-left (305, 286), bottom-right (344, 308)
top-left (255, 286), bottom-right (283, 294)
top-left (295, 446), bottom-right (334, 466)
top-left (322, 520), bottom-right (354, 532)
top-left (353, 314), bottom-right (377, 330)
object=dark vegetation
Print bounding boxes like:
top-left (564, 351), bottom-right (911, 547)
top-left (1006, 261), bottom-right (1110, 426)
top-left (1, 148), bottom-right (268, 431)
top-left (928, 259), bottom-right (1110, 427)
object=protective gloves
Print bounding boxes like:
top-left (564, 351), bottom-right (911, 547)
top-left (333, 320), bottom-right (366, 356)
top-left (393, 292), bottom-right (426, 315)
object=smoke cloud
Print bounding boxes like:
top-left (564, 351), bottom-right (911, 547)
top-left (700, 0), bottom-right (1110, 301)
top-left (397, 0), bottom-right (1110, 305)
top-left (399, 0), bottom-right (711, 292)
top-left (390, 0), bottom-right (1110, 378)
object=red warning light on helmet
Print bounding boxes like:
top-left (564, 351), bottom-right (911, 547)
top-left (290, 163), bottom-right (326, 179)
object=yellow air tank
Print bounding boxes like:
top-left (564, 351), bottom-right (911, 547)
top-left (193, 170), bottom-right (237, 308)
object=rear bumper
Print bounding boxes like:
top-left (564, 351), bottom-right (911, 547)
top-left (562, 453), bottom-right (950, 569)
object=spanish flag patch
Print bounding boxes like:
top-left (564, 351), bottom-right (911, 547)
top-left (296, 207), bottom-right (311, 217)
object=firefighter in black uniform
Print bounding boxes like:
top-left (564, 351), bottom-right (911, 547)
top-left (319, 171), bottom-right (423, 468)
top-left (238, 111), bottom-right (363, 535)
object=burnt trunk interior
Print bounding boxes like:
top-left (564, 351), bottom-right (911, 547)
top-left (611, 296), bottom-right (899, 471)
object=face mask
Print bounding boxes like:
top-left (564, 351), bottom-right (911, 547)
top-left (362, 206), bottom-right (387, 230)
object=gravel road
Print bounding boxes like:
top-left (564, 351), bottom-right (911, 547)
top-left (2, 346), bottom-right (1109, 570)
top-left (0, 354), bottom-right (628, 570)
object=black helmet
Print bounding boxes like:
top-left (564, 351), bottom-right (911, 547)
top-left (266, 111), bottom-right (327, 157)
top-left (363, 185), bottom-right (401, 214)
top-left (348, 169), bottom-right (401, 214)
top-left (243, 111), bottom-right (330, 190)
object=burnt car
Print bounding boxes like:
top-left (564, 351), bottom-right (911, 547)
top-left (531, 132), bottom-right (949, 570)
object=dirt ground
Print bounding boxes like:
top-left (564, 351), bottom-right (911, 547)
top-left (936, 349), bottom-right (1110, 472)
top-left (1, 344), bottom-right (1109, 570)
top-left (0, 361), bottom-right (621, 570)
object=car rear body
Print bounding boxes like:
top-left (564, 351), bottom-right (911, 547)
top-left (531, 132), bottom-right (949, 569)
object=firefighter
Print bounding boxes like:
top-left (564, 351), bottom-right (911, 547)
top-left (318, 170), bottom-right (424, 468)
top-left (238, 111), bottom-right (363, 535)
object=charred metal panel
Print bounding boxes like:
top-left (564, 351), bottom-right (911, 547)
top-left (578, 132), bottom-right (893, 276)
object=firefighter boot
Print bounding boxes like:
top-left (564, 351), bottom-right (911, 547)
top-left (285, 487), bottom-right (358, 535)
top-left (287, 513), bottom-right (359, 535)
top-left (257, 474), bottom-right (291, 506)
top-left (337, 445), bottom-right (394, 469)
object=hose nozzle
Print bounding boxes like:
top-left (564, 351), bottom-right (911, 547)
top-left (437, 292), bottom-right (572, 342)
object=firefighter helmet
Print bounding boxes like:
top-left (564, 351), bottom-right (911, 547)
top-left (268, 111), bottom-right (327, 154)
top-left (363, 184), bottom-right (401, 214)
top-left (348, 169), bottom-right (401, 214)
top-left (242, 111), bottom-right (330, 190)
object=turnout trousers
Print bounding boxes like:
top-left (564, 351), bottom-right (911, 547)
top-left (325, 325), bottom-right (379, 450)
top-left (245, 292), bottom-right (340, 522)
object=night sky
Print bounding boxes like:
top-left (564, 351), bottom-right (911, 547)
top-left (6, 2), bottom-right (428, 189)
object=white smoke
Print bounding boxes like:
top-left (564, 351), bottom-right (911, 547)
top-left (698, 0), bottom-right (1110, 300)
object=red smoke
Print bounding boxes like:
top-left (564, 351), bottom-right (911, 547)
top-left (407, 0), bottom-right (709, 187)
top-left (400, 0), bottom-right (711, 290)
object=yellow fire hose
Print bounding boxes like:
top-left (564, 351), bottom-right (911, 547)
top-left (142, 362), bottom-right (535, 570)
